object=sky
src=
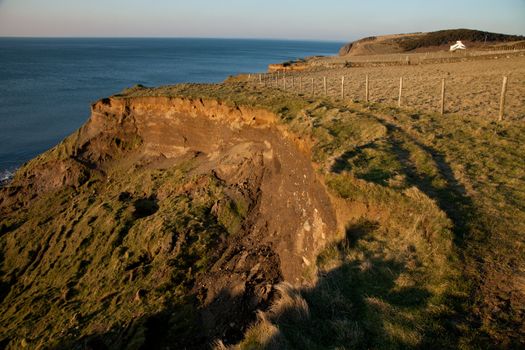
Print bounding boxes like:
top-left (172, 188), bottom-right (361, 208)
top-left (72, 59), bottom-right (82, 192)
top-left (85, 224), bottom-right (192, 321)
top-left (0, 0), bottom-right (523, 41)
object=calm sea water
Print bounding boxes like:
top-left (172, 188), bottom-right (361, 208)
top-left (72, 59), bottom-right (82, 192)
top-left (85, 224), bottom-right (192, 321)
top-left (0, 38), bottom-right (342, 179)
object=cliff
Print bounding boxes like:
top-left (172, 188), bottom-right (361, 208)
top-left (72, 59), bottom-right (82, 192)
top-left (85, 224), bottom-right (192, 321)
top-left (0, 86), bottom-right (338, 348)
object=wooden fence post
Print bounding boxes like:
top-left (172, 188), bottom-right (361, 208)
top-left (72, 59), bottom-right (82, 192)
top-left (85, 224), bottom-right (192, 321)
top-left (311, 77), bottom-right (314, 96)
top-left (283, 77), bottom-right (286, 90)
top-left (440, 78), bottom-right (446, 115)
top-left (323, 77), bottom-right (327, 96)
top-left (300, 76), bottom-right (303, 91)
top-left (499, 76), bottom-right (508, 121)
top-left (341, 76), bottom-right (345, 99)
top-left (398, 77), bottom-right (403, 107)
top-left (292, 76), bottom-right (295, 89)
top-left (259, 74), bottom-right (262, 84)
top-left (365, 75), bottom-right (369, 102)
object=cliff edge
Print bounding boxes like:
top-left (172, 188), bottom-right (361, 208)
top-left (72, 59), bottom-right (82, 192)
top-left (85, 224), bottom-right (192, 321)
top-left (0, 87), bottom-right (337, 349)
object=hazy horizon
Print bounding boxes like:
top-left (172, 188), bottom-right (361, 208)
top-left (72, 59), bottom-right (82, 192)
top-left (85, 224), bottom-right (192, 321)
top-left (0, 36), bottom-right (345, 43)
top-left (0, 0), bottom-right (524, 41)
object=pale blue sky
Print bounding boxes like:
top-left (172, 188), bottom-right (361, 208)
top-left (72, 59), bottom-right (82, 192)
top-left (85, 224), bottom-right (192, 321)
top-left (0, 0), bottom-right (523, 41)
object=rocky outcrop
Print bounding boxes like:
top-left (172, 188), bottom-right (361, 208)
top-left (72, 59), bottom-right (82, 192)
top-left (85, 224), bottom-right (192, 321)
top-left (339, 33), bottom-right (418, 56)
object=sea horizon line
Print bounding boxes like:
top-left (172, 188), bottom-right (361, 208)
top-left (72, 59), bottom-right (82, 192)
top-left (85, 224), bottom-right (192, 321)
top-left (0, 35), bottom-right (347, 43)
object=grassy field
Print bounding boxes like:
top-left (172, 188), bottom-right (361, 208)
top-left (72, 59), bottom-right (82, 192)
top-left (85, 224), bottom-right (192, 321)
top-left (251, 54), bottom-right (525, 122)
top-left (338, 29), bottom-right (524, 57)
top-left (1, 52), bottom-right (524, 348)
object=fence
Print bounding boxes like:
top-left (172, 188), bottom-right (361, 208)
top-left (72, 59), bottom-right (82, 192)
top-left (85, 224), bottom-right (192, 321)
top-left (246, 71), bottom-right (517, 121)
top-left (290, 49), bottom-right (525, 73)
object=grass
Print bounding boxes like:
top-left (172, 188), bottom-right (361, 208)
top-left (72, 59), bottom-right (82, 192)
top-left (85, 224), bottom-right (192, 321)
top-left (0, 161), bottom-right (238, 348)
top-left (1, 81), bottom-right (524, 348)
top-left (396, 29), bottom-right (524, 51)
top-left (254, 175), bottom-right (465, 349)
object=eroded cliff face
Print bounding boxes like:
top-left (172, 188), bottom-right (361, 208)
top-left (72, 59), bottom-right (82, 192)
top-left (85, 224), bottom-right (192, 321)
top-left (0, 96), bottom-right (336, 348)
top-left (85, 96), bottom-right (335, 281)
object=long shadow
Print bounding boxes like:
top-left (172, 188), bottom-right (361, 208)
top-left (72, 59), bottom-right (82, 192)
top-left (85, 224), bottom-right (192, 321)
top-left (330, 141), bottom-right (378, 174)
top-left (262, 220), bottom-right (460, 349)
top-left (358, 113), bottom-right (479, 246)
top-left (330, 141), bottom-right (397, 187)
top-left (352, 113), bottom-right (490, 345)
top-left (326, 112), bottom-right (482, 344)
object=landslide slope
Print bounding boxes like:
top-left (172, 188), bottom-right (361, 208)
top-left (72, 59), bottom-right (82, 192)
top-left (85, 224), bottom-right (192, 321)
top-left (339, 29), bottom-right (525, 56)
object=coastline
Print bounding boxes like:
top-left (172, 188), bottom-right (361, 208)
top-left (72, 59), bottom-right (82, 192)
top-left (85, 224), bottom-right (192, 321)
top-left (0, 38), bottom-right (341, 177)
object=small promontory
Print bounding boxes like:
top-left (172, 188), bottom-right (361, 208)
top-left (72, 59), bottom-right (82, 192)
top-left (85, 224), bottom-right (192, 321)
top-left (339, 28), bottom-right (525, 56)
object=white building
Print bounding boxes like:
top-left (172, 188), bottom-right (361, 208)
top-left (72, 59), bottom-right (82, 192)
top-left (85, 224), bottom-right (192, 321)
top-left (450, 41), bottom-right (466, 52)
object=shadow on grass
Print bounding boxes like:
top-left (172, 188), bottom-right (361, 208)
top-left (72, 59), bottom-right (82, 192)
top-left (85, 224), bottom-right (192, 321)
top-left (327, 113), bottom-right (486, 346)
top-left (330, 142), bottom-right (377, 174)
top-left (50, 288), bottom-right (270, 350)
top-left (330, 142), bottom-right (397, 187)
top-left (383, 121), bottom-right (477, 246)
top-left (260, 220), bottom-right (461, 350)
top-left (339, 111), bottom-right (478, 247)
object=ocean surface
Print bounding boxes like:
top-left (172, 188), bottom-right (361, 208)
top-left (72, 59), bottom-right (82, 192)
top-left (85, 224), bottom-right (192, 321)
top-left (0, 38), bottom-right (342, 180)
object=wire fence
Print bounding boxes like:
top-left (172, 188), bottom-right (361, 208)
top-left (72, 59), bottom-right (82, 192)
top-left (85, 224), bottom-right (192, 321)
top-left (310, 47), bottom-right (525, 68)
top-left (245, 67), bottom-right (524, 121)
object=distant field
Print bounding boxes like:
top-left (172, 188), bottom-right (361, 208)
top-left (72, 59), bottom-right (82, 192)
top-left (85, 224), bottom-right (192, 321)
top-left (254, 53), bottom-right (525, 121)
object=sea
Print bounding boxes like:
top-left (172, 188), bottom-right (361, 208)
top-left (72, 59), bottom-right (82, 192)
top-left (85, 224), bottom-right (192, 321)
top-left (0, 38), bottom-right (342, 181)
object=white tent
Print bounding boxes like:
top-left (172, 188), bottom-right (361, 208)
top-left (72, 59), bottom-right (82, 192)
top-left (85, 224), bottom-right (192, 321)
top-left (450, 41), bottom-right (466, 52)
